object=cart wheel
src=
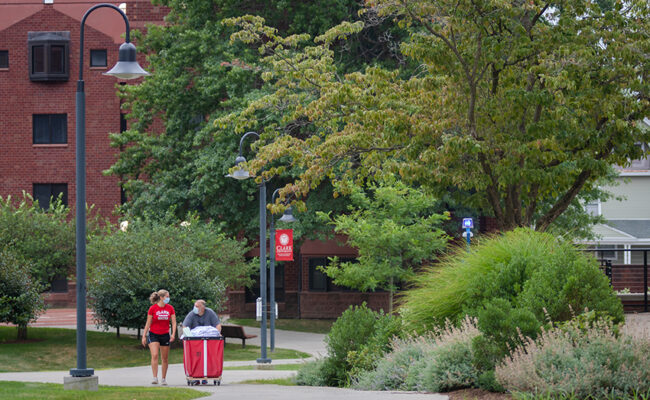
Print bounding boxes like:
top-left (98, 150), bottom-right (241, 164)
top-left (217, 380), bottom-right (221, 386)
top-left (186, 381), bottom-right (190, 386)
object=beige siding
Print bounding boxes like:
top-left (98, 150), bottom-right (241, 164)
top-left (601, 176), bottom-right (650, 219)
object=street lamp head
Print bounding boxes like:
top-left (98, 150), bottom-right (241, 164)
top-left (226, 155), bottom-right (251, 180)
top-left (104, 42), bottom-right (150, 80)
top-left (278, 206), bottom-right (297, 223)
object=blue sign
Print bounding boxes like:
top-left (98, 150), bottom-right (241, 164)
top-left (462, 218), bottom-right (474, 229)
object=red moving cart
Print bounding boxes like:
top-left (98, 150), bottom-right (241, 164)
top-left (182, 336), bottom-right (224, 386)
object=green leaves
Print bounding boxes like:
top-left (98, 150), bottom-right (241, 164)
top-left (218, 0), bottom-right (650, 233)
top-left (317, 182), bottom-right (449, 311)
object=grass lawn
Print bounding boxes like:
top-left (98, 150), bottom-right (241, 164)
top-left (0, 327), bottom-right (310, 373)
top-left (226, 318), bottom-right (334, 334)
top-left (0, 381), bottom-right (208, 400)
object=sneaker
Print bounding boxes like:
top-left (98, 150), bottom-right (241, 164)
top-left (161, 379), bottom-right (167, 386)
top-left (151, 377), bottom-right (158, 384)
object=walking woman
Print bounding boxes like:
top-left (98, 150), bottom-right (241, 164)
top-left (142, 289), bottom-right (177, 385)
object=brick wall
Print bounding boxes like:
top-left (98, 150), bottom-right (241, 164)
top-left (0, 6), bottom-right (126, 221)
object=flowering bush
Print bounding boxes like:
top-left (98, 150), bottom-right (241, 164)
top-left (496, 318), bottom-right (650, 399)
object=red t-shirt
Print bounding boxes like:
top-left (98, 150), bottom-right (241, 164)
top-left (148, 304), bottom-right (175, 335)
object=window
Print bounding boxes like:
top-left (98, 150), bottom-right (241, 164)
top-left (308, 257), bottom-right (357, 292)
top-left (245, 265), bottom-right (285, 303)
top-left (584, 200), bottom-right (600, 217)
top-left (90, 49), bottom-right (107, 67)
top-left (33, 114), bottom-right (67, 144)
top-left (28, 31), bottom-right (69, 81)
top-left (33, 183), bottom-right (68, 210)
top-left (0, 50), bottom-right (8, 68)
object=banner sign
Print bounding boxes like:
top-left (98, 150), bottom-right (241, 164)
top-left (275, 229), bottom-right (294, 261)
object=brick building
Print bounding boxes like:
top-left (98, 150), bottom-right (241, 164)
top-left (0, 0), bottom-right (166, 218)
top-left (0, 0), bottom-right (391, 318)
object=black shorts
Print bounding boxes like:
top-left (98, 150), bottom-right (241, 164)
top-left (147, 332), bottom-right (170, 346)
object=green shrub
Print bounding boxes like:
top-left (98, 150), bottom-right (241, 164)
top-left (400, 229), bottom-right (623, 333)
top-left (347, 312), bottom-right (402, 379)
top-left (296, 359), bottom-right (328, 386)
top-left (0, 248), bottom-right (46, 340)
top-left (87, 219), bottom-right (249, 331)
top-left (0, 194), bottom-right (74, 288)
top-left (321, 303), bottom-right (392, 387)
top-left (496, 318), bottom-right (650, 399)
top-left (354, 317), bottom-right (481, 392)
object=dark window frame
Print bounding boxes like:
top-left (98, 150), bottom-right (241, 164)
top-left (33, 114), bottom-right (67, 144)
top-left (28, 31), bottom-right (70, 81)
top-left (33, 183), bottom-right (68, 211)
top-left (245, 264), bottom-right (286, 303)
top-left (0, 50), bottom-right (8, 69)
top-left (90, 49), bottom-right (107, 67)
top-left (308, 256), bottom-right (358, 292)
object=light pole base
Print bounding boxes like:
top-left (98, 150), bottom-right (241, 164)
top-left (69, 368), bottom-right (94, 377)
top-left (256, 358), bottom-right (272, 364)
top-left (64, 374), bottom-right (98, 391)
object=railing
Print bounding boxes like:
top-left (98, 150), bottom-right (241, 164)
top-left (584, 248), bottom-right (649, 312)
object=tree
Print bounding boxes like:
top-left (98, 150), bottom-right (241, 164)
top-left (87, 218), bottom-right (250, 334)
top-left (217, 0), bottom-right (650, 232)
top-left (110, 0), bottom-right (405, 238)
top-left (0, 248), bottom-right (46, 340)
top-left (317, 181), bottom-right (449, 312)
top-left (0, 194), bottom-right (74, 288)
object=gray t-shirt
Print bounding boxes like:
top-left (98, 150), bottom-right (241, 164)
top-left (182, 307), bottom-right (221, 329)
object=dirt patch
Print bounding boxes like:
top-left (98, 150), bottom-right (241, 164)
top-left (446, 388), bottom-right (512, 400)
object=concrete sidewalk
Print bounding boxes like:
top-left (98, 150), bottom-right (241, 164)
top-left (0, 366), bottom-right (447, 400)
top-left (0, 308), bottom-right (450, 398)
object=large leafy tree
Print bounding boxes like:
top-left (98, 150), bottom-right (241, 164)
top-left (110, 0), bottom-right (405, 237)
top-left (218, 0), bottom-right (650, 232)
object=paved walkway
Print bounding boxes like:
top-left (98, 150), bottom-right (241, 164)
top-left (1, 308), bottom-right (450, 398)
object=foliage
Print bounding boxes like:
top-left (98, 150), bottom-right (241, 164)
top-left (347, 311), bottom-right (403, 380)
top-left (87, 218), bottom-right (252, 331)
top-left (317, 182), bottom-right (449, 313)
top-left (0, 194), bottom-right (74, 287)
top-left (496, 318), bottom-right (650, 399)
top-left (295, 359), bottom-right (328, 387)
top-left (400, 228), bottom-right (623, 332)
top-left (305, 303), bottom-right (400, 387)
top-left (0, 249), bottom-right (45, 340)
top-left (353, 316), bottom-right (481, 392)
top-left (111, 0), bottom-right (405, 238)
top-left (321, 303), bottom-right (384, 387)
top-left (218, 0), bottom-right (650, 233)
top-left (400, 228), bottom-right (623, 389)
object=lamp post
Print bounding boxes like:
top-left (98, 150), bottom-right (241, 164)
top-left (71, 3), bottom-right (149, 380)
top-left (228, 131), bottom-right (271, 363)
top-left (269, 190), bottom-right (297, 352)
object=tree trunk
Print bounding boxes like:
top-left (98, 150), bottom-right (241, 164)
top-left (116, 326), bottom-right (120, 339)
top-left (17, 325), bottom-right (27, 341)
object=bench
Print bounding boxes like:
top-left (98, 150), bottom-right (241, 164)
top-left (220, 324), bottom-right (257, 348)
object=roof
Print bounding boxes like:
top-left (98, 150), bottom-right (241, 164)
top-left (607, 220), bottom-right (650, 240)
top-left (0, 1), bottom-right (159, 44)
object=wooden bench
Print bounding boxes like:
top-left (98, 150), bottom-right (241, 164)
top-left (220, 324), bottom-right (257, 348)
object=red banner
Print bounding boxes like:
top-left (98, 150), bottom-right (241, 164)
top-left (275, 229), bottom-right (294, 261)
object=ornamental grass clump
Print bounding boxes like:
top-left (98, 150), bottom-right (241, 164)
top-left (496, 318), bottom-right (650, 399)
top-left (354, 316), bottom-right (481, 392)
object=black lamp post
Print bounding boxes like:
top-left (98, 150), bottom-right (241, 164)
top-left (269, 189), bottom-right (297, 352)
top-left (228, 131), bottom-right (271, 363)
top-left (71, 3), bottom-right (149, 379)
